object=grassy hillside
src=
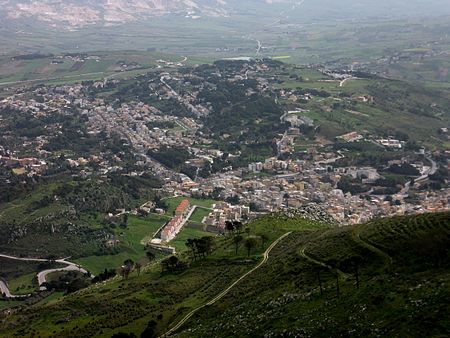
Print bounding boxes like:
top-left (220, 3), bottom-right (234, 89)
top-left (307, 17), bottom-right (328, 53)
top-left (274, 66), bottom-right (450, 150)
top-left (0, 212), bottom-right (449, 337)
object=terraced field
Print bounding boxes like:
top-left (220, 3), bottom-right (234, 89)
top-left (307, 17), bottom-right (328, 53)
top-left (359, 212), bottom-right (450, 267)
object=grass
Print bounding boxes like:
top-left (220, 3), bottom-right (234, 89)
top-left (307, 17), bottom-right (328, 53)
top-left (0, 212), bottom-right (449, 337)
top-left (7, 273), bottom-right (37, 295)
top-left (170, 226), bottom-right (215, 252)
top-left (74, 214), bottom-right (167, 275)
top-left (188, 208), bottom-right (210, 224)
top-left (0, 183), bottom-right (62, 225)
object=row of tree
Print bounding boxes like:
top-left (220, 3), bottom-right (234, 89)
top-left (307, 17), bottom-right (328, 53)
top-left (185, 237), bottom-right (214, 261)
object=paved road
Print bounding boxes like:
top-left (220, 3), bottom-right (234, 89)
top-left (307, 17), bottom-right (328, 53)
top-left (415, 153), bottom-right (438, 182)
top-left (37, 261), bottom-right (88, 287)
top-left (0, 280), bottom-right (19, 298)
top-left (256, 40), bottom-right (262, 56)
top-left (427, 154), bottom-right (438, 175)
top-left (0, 254), bottom-right (89, 296)
top-left (0, 254), bottom-right (48, 262)
top-left (0, 72), bottom-right (106, 87)
top-left (160, 75), bottom-right (208, 118)
top-left (161, 232), bottom-right (292, 337)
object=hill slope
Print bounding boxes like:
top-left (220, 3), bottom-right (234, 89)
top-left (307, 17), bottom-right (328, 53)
top-left (0, 212), bottom-right (449, 337)
top-left (1, 0), bottom-right (450, 29)
top-left (0, 0), bottom-right (229, 28)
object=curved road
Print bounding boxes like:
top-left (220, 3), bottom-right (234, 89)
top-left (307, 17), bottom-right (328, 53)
top-left (415, 153), bottom-right (438, 183)
top-left (0, 254), bottom-right (89, 297)
top-left (0, 280), bottom-right (28, 299)
top-left (161, 232), bottom-right (292, 337)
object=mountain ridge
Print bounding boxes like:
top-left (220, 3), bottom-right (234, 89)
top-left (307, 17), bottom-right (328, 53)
top-left (0, 0), bottom-right (233, 28)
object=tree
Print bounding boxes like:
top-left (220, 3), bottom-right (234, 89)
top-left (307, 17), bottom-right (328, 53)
top-left (198, 236), bottom-right (214, 256)
top-left (244, 237), bottom-right (257, 257)
top-left (112, 333), bottom-right (136, 338)
top-left (153, 195), bottom-right (167, 211)
top-left (335, 270), bottom-right (340, 298)
top-left (135, 262), bottom-right (142, 276)
top-left (161, 255), bottom-right (187, 273)
top-left (146, 250), bottom-right (156, 262)
top-left (121, 213), bottom-right (129, 228)
top-left (120, 259), bottom-right (135, 279)
top-left (315, 267), bottom-right (328, 296)
top-left (186, 237), bottom-right (215, 260)
top-left (259, 233), bottom-right (269, 249)
top-left (141, 320), bottom-right (157, 338)
top-left (124, 259), bottom-right (134, 269)
top-left (185, 238), bottom-right (197, 260)
top-left (67, 278), bottom-right (90, 294)
top-left (233, 235), bottom-right (243, 255)
top-left (339, 256), bottom-right (363, 289)
top-left (225, 221), bottom-right (235, 234)
top-left (92, 269), bottom-right (116, 284)
top-left (233, 220), bottom-right (243, 233)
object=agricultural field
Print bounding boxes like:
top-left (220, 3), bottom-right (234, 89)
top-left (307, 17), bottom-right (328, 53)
top-left (0, 51), bottom-right (208, 91)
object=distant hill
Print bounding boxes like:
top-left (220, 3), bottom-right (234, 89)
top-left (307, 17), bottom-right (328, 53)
top-left (0, 0), bottom-right (229, 28)
top-left (0, 211), bottom-right (448, 337)
top-left (1, 0), bottom-right (450, 29)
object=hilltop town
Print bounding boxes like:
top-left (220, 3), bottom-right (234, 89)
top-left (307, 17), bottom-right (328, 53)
top-left (1, 59), bottom-right (448, 235)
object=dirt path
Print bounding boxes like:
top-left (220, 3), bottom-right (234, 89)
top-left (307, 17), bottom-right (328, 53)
top-left (352, 225), bottom-right (393, 267)
top-left (299, 245), bottom-right (350, 279)
top-left (161, 232), bottom-right (292, 337)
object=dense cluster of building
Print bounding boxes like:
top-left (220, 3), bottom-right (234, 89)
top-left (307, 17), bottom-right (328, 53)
top-left (203, 202), bottom-right (250, 230)
top-left (0, 61), bottom-right (448, 231)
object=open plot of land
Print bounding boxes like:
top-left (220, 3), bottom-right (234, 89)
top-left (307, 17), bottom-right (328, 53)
top-left (170, 227), bottom-right (216, 253)
top-left (0, 51), bottom-right (205, 91)
top-left (188, 208), bottom-right (211, 224)
top-left (74, 214), bottom-right (167, 275)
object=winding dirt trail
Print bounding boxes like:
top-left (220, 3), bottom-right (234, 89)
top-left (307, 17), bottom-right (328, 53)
top-left (299, 244), bottom-right (350, 279)
top-left (352, 225), bottom-right (393, 267)
top-left (161, 232), bottom-right (292, 337)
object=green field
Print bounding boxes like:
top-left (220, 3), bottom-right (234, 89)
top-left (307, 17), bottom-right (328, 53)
top-left (170, 226), bottom-right (216, 253)
top-left (165, 197), bottom-right (215, 216)
top-left (74, 214), bottom-right (167, 275)
top-left (274, 64), bottom-right (450, 149)
top-left (1, 212), bottom-right (448, 337)
top-left (188, 208), bottom-right (211, 224)
top-left (6, 273), bottom-right (37, 296)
